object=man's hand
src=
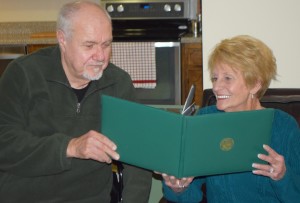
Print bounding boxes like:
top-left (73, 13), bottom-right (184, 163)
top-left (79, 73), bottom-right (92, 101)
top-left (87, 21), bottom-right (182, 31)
top-left (66, 130), bottom-right (119, 163)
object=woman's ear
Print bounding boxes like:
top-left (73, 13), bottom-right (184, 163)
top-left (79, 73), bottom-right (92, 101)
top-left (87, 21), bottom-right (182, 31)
top-left (250, 81), bottom-right (262, 95)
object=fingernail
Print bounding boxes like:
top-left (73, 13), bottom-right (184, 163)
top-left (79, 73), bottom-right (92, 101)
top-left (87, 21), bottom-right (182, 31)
top-left (257, 154), bottom-right (261, 158)
top-left (115, 154), bottom-right (120, 160)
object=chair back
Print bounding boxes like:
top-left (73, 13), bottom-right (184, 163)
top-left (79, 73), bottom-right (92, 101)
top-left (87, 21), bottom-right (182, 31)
top-left (202, 88), bottom-right (300, 126)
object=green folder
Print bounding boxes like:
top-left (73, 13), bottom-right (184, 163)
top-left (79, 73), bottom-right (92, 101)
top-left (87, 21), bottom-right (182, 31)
top-left (101, 95), bottom-right (274, 178)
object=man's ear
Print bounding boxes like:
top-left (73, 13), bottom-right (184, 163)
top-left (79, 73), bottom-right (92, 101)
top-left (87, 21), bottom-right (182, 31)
top-left (56, 30), bottom-right (66, 50)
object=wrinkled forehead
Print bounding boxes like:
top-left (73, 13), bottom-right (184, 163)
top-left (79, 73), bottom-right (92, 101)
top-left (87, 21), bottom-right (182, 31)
top-left (70, 12), bottom-right (112, 40)
top-left (70, 4), bottom-right (111, 28)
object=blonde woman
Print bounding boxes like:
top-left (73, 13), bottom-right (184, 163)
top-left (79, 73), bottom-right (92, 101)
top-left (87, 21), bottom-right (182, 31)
top-left (163, 35), bottom-right (300, 203)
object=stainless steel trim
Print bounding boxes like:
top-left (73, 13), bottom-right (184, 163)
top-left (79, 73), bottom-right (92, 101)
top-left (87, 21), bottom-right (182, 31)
top-left (101, 0), bottom-right (197, 20)
top-left (175, 43), bottom-right (181, 104)
top-left (188, 0), bottom-right (198, 20)
top-left (0, 45), bottom-right (26, 60)
top-left (0, 53), bottom-right (25, 60)
top-left (154, 42), bottom-right (180, 47)
top-left (154, 41), bottom-right (181, 104)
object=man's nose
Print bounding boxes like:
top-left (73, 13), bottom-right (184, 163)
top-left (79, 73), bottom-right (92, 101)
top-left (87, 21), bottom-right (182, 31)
top-left (93, 46), bottom-right (104, 61)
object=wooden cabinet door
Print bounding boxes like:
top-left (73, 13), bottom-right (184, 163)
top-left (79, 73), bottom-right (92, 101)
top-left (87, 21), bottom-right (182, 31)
top-left (181, 43), bottom-right (203, 106)
top-left (26, 44), bottom-right (56, 54)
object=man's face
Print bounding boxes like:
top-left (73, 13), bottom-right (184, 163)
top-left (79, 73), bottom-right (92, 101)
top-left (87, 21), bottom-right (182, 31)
top-left (59, 13), bottom-right (113, 83)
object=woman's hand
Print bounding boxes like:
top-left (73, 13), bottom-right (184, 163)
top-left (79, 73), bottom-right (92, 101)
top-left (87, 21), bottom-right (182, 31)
top-left (252, 144), bottom-right (286, 180)
top-left (161, 173), bottom-right (194, 193)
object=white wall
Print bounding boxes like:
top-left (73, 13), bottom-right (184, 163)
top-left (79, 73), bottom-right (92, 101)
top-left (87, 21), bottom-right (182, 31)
top-left (202, 0), bottom-right (300, 89)
top-left (0, 0), bottom-right (99, 22)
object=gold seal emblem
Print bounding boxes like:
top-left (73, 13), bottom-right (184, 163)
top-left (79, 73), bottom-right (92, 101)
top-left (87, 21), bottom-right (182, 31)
top-left (220, 138), bottom-right (234, 151)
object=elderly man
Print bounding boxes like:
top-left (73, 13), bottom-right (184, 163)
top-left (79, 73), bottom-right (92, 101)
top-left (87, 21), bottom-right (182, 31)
top-left (0, 1), bottom-right (152, 202)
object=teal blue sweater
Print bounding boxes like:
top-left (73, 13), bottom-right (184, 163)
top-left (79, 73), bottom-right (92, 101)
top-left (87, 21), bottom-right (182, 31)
top-left (163, 105), bottom-right (300, 203)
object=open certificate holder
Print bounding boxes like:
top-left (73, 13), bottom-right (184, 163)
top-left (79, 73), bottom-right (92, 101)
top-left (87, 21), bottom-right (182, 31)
top-left (101, 95), bottom-right (274, 178)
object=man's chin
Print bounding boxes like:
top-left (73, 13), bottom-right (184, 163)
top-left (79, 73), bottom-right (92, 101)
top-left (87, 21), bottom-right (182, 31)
top-left (83, 71), bottom-right (103, 81)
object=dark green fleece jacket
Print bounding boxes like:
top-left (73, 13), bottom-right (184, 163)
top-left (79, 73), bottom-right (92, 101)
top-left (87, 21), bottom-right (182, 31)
top-left (0, 46), bottom-right (152, 203)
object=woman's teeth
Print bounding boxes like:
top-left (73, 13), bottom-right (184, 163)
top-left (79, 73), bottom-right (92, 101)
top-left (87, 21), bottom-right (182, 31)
top-left (217, 95), bottom-right (230, 99)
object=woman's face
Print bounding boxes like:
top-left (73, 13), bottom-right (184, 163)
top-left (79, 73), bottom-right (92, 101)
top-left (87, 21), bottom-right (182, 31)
top-left (211, 63), bottom-right (256, 112)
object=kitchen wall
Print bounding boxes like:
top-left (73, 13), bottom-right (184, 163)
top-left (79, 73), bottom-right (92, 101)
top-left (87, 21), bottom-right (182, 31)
top-left (202, 0), bottom-right (300, 89)
top-left (3, 0), bottom-right (298, 89)
top-left (0, 0), bottom-right (98, 22)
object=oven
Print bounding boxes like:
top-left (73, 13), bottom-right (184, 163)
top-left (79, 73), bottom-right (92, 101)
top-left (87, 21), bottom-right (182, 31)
top-left (101, 0), bottom-right (198, 105)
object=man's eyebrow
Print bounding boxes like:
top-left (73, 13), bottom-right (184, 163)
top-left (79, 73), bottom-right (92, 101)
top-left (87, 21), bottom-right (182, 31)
top-left (102, 39), bottom-right (113, 44)
top-left (82, 40), bottom-right (113, 46)
top-left (82, 41), bottom-right (98, 45)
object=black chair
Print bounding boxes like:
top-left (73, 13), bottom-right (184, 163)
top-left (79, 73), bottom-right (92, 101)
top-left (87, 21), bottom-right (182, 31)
top-left (202, 88), bottom-right (300, 125)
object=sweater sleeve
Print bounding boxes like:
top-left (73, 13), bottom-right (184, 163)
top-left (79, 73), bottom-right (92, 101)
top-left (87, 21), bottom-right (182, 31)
top-left (0, 60), bottom-right (73, 177)
top-left (269, 111), bottom-right (300, 202)
top-left (163, 177), bottom-right (204, 203)
top-left (121, 164), bottom-right (152, 203)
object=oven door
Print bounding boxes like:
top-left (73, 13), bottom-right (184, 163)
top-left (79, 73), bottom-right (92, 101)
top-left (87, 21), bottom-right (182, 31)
top-left (135, 42), bottom-right (181, 105)
top-left (111, 41), bottom-right (181, 105)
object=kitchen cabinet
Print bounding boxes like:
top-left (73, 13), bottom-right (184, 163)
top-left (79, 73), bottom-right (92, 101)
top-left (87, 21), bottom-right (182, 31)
top-left (26, 44), bottom-right (56, 54)
top-left (181, 42), bottom-right (203, 106)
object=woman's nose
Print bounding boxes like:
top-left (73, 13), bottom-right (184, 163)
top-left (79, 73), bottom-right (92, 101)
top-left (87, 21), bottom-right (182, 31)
top-left (212, 79), bottom-right (223, 92)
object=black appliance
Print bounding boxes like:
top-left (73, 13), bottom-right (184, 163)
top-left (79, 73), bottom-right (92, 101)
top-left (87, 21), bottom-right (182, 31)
top-left (101, 0), bottom-right (198, 105)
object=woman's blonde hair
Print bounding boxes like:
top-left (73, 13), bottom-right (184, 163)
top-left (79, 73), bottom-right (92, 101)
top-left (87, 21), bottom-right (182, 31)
top-left (208, 35), bottom-right (277, 99)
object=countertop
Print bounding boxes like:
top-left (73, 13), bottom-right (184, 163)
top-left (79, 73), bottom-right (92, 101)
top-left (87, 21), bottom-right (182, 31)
top-left (181, 33), bottom-right (202, 43)
top-left (0, 22), bottom-right (57, 45)
top-left (0, 21), bottom-right (201, 45)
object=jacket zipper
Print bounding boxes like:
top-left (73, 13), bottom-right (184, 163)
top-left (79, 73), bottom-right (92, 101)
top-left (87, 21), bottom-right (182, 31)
top-left (75, 87), bottom-right (104, 114)
top-left (49, 80), bottom-right (107, 114)
top-left (76, 103), bottom-right (81, 113)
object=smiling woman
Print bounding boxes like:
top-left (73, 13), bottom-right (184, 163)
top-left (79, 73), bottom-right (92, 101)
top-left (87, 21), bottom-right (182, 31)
top-left (162, 35), bottom-right (300, 203)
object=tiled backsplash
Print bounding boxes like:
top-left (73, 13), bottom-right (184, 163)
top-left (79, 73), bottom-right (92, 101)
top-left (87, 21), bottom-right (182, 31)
top-left (0, 22), bottom-right (56, 35)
